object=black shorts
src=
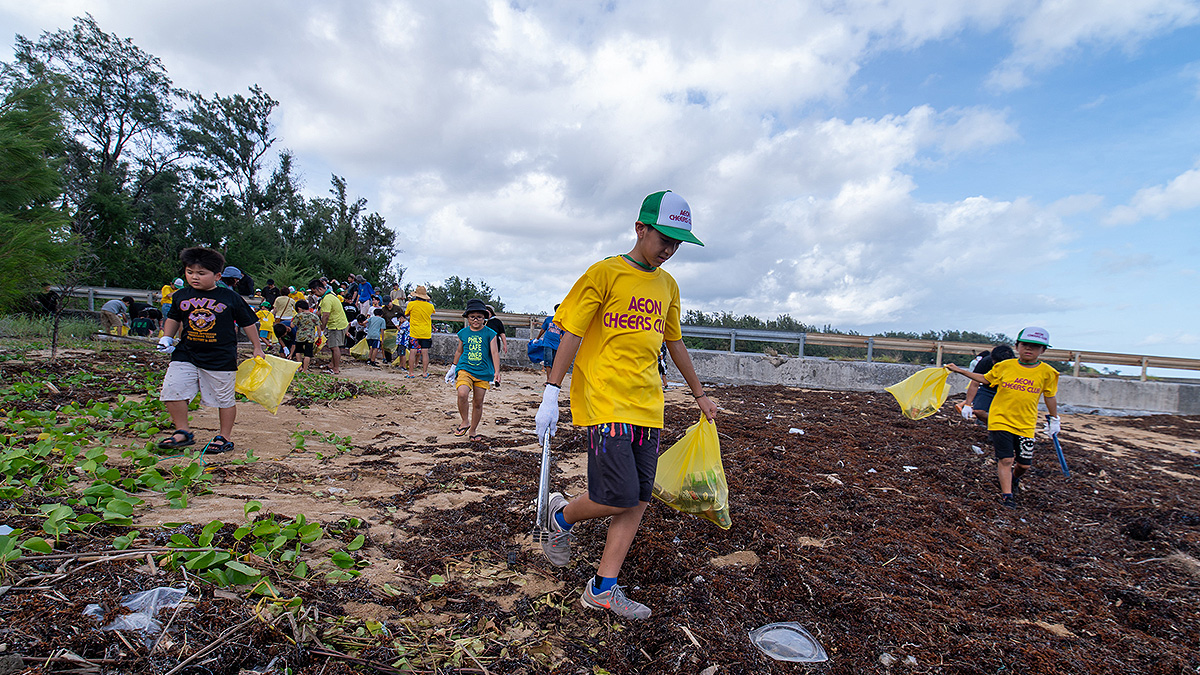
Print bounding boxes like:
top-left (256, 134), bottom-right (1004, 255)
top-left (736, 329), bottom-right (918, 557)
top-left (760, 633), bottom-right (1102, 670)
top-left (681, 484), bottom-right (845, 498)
top-left (415, 338), bottom-right (432, 349)
top-left (585, 423), bottom-right (661, 508)
top-left (972, 386), bottom-right (997, 411)
top-left (990, 430), bottom-right (1035, 465)
top-left (295, 341), bottom-right (314, 358)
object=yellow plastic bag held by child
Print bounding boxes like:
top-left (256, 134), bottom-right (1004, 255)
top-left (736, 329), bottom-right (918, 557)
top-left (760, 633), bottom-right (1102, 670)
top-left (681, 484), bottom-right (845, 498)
top-left (653, 417), bottom-right (732, 529)
top-left (885, 367), bottom-right (950, 420)
top-left (235, 355), bottom-right (301, 415)
top-left (349, 338), bottom-right (369, 360)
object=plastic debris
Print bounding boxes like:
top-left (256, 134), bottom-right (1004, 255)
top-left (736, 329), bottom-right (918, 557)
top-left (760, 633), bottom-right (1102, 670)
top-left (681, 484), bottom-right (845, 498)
top-left (788, 428), bottom-right (804, 435)
top-left (879, 652), bottom-right (897, 666)
top-left (749, 622), bottom-right (828, 663)
top-left (0, 525), bottom-right (13, 536)
top-left (83, 586), bottom-right (189, 646)
top-left (902, 466), bottom-right (919, 472)
top-left (971, 445), bottom-right (984, 455)
top-left (867, 469), bottom-right (877, 474)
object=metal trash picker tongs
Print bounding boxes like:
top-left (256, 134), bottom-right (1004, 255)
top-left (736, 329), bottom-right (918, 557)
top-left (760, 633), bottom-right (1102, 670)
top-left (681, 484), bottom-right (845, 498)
top-left (532, 432), bottom-right (553, 543)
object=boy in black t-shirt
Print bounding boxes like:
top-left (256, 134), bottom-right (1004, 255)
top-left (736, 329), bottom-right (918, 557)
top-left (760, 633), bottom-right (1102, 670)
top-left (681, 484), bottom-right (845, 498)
top-left (156, 247), bottom-right (263, 454)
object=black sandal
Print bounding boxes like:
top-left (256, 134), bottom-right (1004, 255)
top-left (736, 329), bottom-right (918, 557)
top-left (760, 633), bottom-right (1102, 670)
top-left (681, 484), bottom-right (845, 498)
top-left (157, 429), bottom-right (195, 449)
top-left (202, 435), bottom-right (235, 454)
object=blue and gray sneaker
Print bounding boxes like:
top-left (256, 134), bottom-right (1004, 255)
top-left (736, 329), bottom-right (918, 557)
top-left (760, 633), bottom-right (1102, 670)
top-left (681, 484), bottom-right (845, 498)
top-left (581, 582), bottom-right (652, 620)
top-left (541, 492), bottom-right (572, 566)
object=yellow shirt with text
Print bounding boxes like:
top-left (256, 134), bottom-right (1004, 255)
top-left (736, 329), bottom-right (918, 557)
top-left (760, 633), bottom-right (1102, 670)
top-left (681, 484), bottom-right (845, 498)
top-left (161, 285), bottom-right (174, 304)
top-left (555, 257), bottom-right (682, 429)
top-left (405, 300), bottom-right (435, 339)
top-left (984, 360), bottom-right (1059, 438)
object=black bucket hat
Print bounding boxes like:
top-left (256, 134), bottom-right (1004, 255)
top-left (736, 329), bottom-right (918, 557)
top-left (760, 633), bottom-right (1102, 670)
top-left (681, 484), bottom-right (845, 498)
top-left (463, 298), bottom-right (489, 317)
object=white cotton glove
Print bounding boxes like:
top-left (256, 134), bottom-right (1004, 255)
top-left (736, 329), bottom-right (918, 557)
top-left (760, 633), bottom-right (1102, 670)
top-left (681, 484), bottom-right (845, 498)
top-left (1046, 415), bottom-right (1061, 436)
top-left (960, 405), bottom-right (974, 420)
top-left (157, 336), bottom-right (176, 354)
top-left (535, 384), bottom-right (560, 442)
top-left (444, 366), bottom-right (456, 384)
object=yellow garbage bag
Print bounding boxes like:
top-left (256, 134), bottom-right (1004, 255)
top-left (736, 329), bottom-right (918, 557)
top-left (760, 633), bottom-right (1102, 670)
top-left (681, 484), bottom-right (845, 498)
top-left (653, 417), bottom-right (731, 529)
top-left (885, 367), bottom-right (950, 420)
top-left (349, 338), bottom-right (370, 360)
top-left (382, 329), bottom-right (398, 353)
top-left (235, 355), bottom-right (301, 414)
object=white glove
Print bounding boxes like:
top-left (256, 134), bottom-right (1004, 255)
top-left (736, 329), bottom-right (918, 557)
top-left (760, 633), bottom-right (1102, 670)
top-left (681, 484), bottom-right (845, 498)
top-left (960, 405), bottom-right (973, 420)
top-left (444, 366), bottom-right (456, 384)
top-left (1046, 416), bottom-right (1061, 436)
top-left (535, 384), bottom-right (560, 442)
top-left (157, 336), bottom-right (176, 354)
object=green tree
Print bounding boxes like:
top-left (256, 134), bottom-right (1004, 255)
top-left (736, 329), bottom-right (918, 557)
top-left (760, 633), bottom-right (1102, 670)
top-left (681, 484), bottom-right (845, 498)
top-left (426, 276), bottom-right (504, 312)
top-left (305, 175), bottom-right (397, 282)
top-left (0, 83), bottom-right (76, 310)
top-left (10, 14), bottom-right (181, 284)
top-left (179, 84), bottom-right (278, 226)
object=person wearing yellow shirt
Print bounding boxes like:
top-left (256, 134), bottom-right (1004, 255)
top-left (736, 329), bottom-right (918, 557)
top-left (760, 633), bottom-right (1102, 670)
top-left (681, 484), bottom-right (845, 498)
top-left (160, 278), bottom-right (183, 316)
top-left (404, 286), bottom-right (435, 377)
top-left (533, 190), bottom-right (717, 620)
top-left (946, 326), bottom-right (1060, 509)
top-left (309, 278), bottom-right (349, 375)
top-left (255, 302), bottom-right (276, 349)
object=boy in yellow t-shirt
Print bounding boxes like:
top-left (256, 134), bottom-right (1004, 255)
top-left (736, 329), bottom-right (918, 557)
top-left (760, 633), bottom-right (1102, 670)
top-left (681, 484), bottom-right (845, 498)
top-left (160, 278), bottom-right (183, 316)
top-left (534, 190), bottom-right (717, 620)
top-left (255, 302), bottom-right (276, 348)
top-left (947, 326), bottom-right (1060, 508)
top-left (404, 286), bottom-right (435, 377)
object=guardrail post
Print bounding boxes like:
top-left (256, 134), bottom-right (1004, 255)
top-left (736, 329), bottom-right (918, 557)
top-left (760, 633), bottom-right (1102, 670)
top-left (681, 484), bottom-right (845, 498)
top-left (798, 333), bottom-right (805, 358)
top-left (866, 337), bottom-right (874, 363)
top-left (729, 329), bottom-right (736, 353)
top-left (88, 288), bottom-right (95, 311)
top-left (935, 342), bottom-right (943, 367)
top-left (1072, 352), bottom-right (1081, 378)
top-left (1141, 357), bottom-right (1148, 382)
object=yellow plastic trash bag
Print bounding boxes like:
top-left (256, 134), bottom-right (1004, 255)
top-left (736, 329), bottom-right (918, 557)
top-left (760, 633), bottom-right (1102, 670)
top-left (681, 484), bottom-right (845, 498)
top-left (382, 329), bottom-right (398, 353)
top-left (653, 417), bottom-right (732, 529)
top-left (349, 338), bottom-right (370, 360)
top-left (235, 355), bottom-right (301, 415)
top-left (885, 367), bottom-right (950, 420)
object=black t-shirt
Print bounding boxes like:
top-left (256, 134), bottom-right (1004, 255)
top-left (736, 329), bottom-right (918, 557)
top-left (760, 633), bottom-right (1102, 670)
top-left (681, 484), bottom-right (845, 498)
top-left (973, 356), bottom-right (998, 393)
top-left (486, 317), bottom-right (505, 346)
top-left (167, 286), bottom-right (257, 371)
top-left (262, 286), bottom-right (280, 305)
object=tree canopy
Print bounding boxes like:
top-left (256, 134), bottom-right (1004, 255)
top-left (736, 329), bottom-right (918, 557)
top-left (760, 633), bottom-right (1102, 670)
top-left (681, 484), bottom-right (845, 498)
top-left (2, 14), bottom-right (398, 297)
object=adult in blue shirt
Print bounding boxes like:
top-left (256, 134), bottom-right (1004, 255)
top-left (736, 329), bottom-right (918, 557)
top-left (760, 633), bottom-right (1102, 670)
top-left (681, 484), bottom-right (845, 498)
top-left (535, 303), bottom-right (563, 378)
top-left (355, 275), bottom-right (374, 317)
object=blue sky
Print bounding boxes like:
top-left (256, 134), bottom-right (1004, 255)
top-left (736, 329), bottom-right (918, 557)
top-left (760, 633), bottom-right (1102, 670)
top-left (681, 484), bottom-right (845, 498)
top-left (3, 1), bottom-right (1199, 376)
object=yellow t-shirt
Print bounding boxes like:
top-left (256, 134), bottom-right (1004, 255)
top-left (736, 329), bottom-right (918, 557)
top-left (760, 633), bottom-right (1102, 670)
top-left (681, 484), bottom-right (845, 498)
top-left (984, 360), bottom-right (1059, 437)
top-left (290, 291), bottom-right (305, 301)
top-left (555, 256), bottom-right (682, 429)
top-left (255, 309), bottom-right (275, 332)
top-left (161, 285), bottom-right (174, 304)
top-left (405, 300), bottom-right (435, 339)
top-left (318, 292), bottom-right (349, 330)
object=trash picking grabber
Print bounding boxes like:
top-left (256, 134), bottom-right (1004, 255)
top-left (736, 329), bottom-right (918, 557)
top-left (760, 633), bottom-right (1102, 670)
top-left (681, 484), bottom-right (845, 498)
top-left (532, 433), bottom-right (553, 543)
top-left (1052, 433), bottom-right (1070, 477)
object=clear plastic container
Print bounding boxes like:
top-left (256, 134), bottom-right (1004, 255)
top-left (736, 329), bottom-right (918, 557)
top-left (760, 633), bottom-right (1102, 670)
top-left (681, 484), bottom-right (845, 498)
top-left (749, 622), bottom-right (828, 663)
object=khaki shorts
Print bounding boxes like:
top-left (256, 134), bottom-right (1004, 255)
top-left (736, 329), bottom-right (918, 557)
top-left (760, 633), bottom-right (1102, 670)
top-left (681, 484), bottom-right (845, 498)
top-left (455, 371), bottom-right (490, 390)
top-left (161, 360), bottom-right (237, 408)
top-left (326, 328), bottom-right (346, 350)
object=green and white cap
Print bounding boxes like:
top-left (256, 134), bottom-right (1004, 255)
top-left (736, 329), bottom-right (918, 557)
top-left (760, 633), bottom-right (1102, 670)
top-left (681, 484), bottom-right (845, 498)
top-left (637, 190), bottom-right (703, 246)
top-left (1016, 326), bottom-right (1050, 347)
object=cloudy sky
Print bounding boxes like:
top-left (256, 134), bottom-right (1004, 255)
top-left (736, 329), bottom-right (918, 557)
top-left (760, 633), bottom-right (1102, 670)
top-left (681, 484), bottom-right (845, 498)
top-left (4, 1), bottom-right (1200, 374)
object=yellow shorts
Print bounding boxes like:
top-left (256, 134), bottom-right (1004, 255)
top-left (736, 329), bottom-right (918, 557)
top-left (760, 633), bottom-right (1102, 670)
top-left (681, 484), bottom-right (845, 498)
top-left (455, 371), bottom-right (490, 390)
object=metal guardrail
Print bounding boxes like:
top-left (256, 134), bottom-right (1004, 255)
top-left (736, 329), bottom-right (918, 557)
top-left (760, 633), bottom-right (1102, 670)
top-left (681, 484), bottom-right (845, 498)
top-left (54, 286), bottom-right (1198, 381)
top-left (680, 326), bottom-right (1200, 381)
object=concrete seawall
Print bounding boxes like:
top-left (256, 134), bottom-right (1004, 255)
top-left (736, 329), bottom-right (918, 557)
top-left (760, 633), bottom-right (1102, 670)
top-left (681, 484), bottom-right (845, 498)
top-left (428, 336), bottom-right (1200, 415)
